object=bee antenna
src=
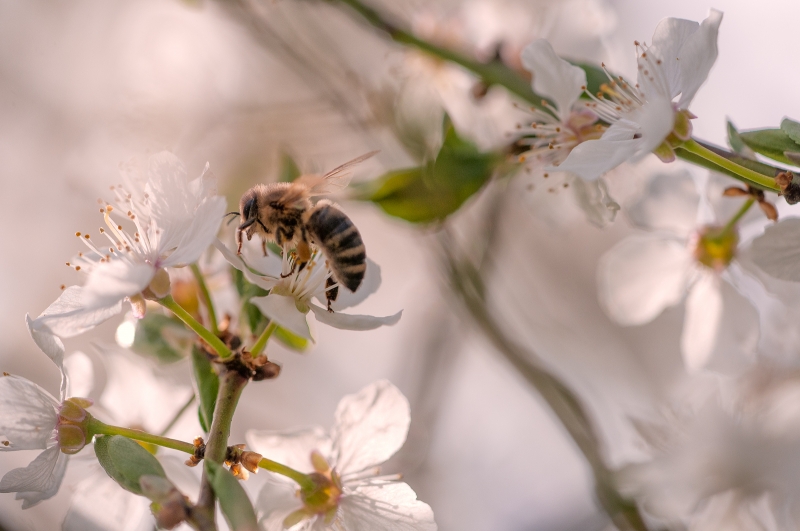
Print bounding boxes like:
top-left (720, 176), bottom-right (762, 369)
top-left (224, 211), bottom-right (240, 226)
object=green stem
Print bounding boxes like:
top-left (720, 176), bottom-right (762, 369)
top-left (191, 263), bottom-right (220, 336)
top-left (196, 369), bottom-right (248, 521)
top-left (682, 139), bottom-right (780, 192)
top-left (88, 419), bottom-right (195, 454)
top-left (328, 0), bottom-right (542, 107)
top-left (249, 322), bottom-right (277, 356)
top-left (722, 197), bottom-right (755, 234)
top-left (159, 295), bottom-right (232, 359)
top-left (258, 458), bottom-right (315, 491)
top-left (159, 394), bottom-right (196, 437)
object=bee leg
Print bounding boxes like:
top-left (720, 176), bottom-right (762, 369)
top-left (236, 229), bottom-right (243, 255)
top-left (262, 239), bottom-right (267, 257)
top-left (325, 277), bottom-right (339, 313)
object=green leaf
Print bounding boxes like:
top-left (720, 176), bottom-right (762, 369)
top-left (95, 435), bottom-right (166, 495)
top-left (205, 461), bottom-right (259, 531)
top-left (274, 326), bottom-right (310, 352)
top-left (131, 313), bottom-right (193, 364)
top-left (358, 118), bottom-right (501, 222)
top-left (727, 120), bottom-right (754, 157)
top-left (278, 152), bottom-right (302, 183)
top-left (739, 128), bottom-right (800, 165)
top-left (781, 118), bottom-right (800, 145)
top-left (191, 346), bottom-right (218, 433)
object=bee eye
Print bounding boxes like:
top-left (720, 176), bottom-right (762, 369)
top-left (243, 197), bottom-right (258, 219)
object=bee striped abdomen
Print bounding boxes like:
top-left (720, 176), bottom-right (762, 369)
top-left (307, 203), bottom-right (366, 292)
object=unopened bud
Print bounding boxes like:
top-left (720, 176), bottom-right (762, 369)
top-left (252, 360), bottom-right (281, 381)
top-left (241, 451), bottom-right (262, 474)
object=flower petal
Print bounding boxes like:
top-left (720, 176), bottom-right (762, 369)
top-left (629, 95), bottom-right (675, 157)
top-left (571, 177), bottom-right (620, 228)
top-left (0, 446), bottom-right (68, 509)
top-left (309, 304), bottom-right (402, 333)
top-left (246, 427), bottom-right (331, 474)
top-left (251, 295), bottom-right (313, 341)
top-left (520, 39), bottom-right (587, 123)
top-left (598, 235), bottom-right (692, 326)
top-left (213, 239), bottom-right (279, 291)
top-left (63, 471), bottom-right (150, 531)
top-left (627, 170), bottom-right (700, 236)
top-left (82, 260), bottom-right (154, 310)
top-left (680, 271), bottom-right (760, 374)
top-left (161, 196), bottom-right (227, 267)
top-left (644, 17), bottom-right (701, 100)
top-left (327, 259), bottom-right (382, 311)
top-left (675, 9), bottom-right (723, 109)
top-left (0, 375), bottom-right (59, 450)
top-left (550, 120), bottom-right (642, 181)
top-left (750, 218), bottom-right (800, 282)
top-left (30, 286), bottom-right (123, 339)
top-left (25, 315), bottom-right (66, 399)
top-left (255, 475), bottom-right (304, 531)
top-left (330, 380), bottom-right (410, 475)
top-left (339, 482), bottom-right (437, 531)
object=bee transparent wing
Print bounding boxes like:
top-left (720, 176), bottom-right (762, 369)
top-left (302, 150), bottom-right (379, 197)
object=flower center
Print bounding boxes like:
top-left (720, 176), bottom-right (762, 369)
top-left (693, 226), bottom-right (738, 271)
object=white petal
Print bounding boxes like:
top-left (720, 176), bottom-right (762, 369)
top-left (25, 315), bottom-right (66, 399)
top-left (644, 17), bottom-right (701, 100)
top-left (520, 39), bottom-right (586, 123)
top-left (309, 304), bottom-right (402, 333)
top-left (599, 235), bottom-right (692, 326)
top-left (681, 272), bottom-right (722, 372)
top-left (161, 196), bottom-right (227, 267)
top-left (339, 482), bottom-right (437, 531)
top-left (63, 352), bottom-right (95, 400)
top-left (82, 260), bottom-right (154, 310)
top-left (0, 446), bottom-right (68, 508)
top-left (330, 380), bottom-right (410, 475)
top-left (750, 218), bottom-right (800, 282)
top-left (64, 471), bottom-right (151, 531)
top-left (700, 277), bottom-right (759, 374)
top-left (251, 295), bottom-right (313, 341)
top-left (676, 9), bottom-right (723, 109)
top-left (256, 475), bottom-right (304, 531)
top-left (328, 259), bottom-right (382, 311)
top-left (551, 121), bottom-right (642, 181)
top-left (30, 286), bottom-right (123, 338)
top-left (628, 94), bottom-right (675, 157)
top-left (246, 427), bottom-right (332, 474)
top-left (213, 240), bottom-right (279, 291)
top-left (571, 177), bottom-right (620, 228)
top-left (626, 170), bottom-right (700, 236)
top-left (0, 375), bottom-right (59, 450)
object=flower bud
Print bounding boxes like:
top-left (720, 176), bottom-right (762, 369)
top-left (240, 451), bottom-right (262, 474)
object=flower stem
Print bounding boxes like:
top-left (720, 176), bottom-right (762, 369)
top-left (88, 419), bottom-right (196, 454)
top-left (196, 368), bottom-right (248, 522)
top-left (721, 197), bottom-right (756, 235)
top-left (191, 263), bottom-right (220, 336)
top-left (159, 295), bottom-right (232, 359)
top-left (682, 139), bottom-right (781, 192)
top-left (326, 0), bottom-right (542, 107)
top-left (159, 394), bottom-right (196, 437)
top-left (249, 321), bottom-right (277, 356)
top-left (258, 458), bottom-right (315, 491)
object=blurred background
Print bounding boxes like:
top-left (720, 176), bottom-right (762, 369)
top-left (1, 0), bottom-right (800, 530)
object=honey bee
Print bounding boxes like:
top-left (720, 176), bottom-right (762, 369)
top-left (232, 152), bottom-right (378, 310)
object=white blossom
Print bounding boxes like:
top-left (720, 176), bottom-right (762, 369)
top-left (247, 380), bottom-right (436, 531)
top-left (597, 171), bottom-right (758, 372)
top-left (215, 240), bottom-right (401, 341)
top-left (29, 152), bottom-right (226, 339)
top-left (0, 319), bottom-right (71, 508)
top-left (549, 9), bottom-right (723, 181)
